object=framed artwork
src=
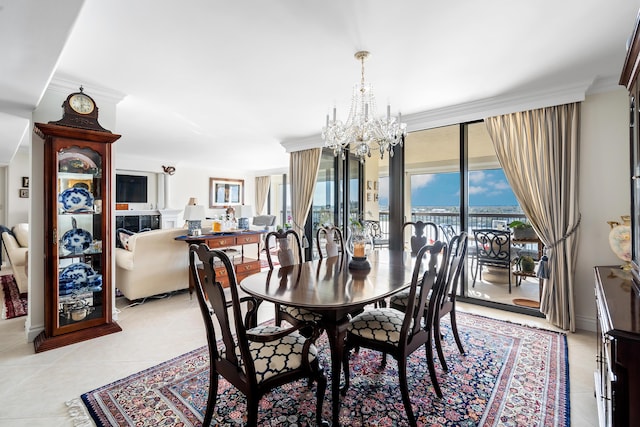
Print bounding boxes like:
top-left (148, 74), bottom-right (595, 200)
top-left (209, 177), bottom-right (244, 208)
top-left (373, 181), bottom-right (378, 190)
top-left (366, 192), bottom-right (372, 201)
top-left (19, 189), bottom-right (29, 198)
top-left (366, 180), bottom-right (372, 190)
top-left (22, 176), bottom-right (29, 188)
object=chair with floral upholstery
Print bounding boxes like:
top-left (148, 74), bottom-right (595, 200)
top-left (189, 243), bottom-right (327, 426)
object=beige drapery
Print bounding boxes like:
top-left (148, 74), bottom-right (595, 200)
top-left (254, 176), bottom-right (271, 215)
top-left (485, 103), bottom-right (580, 331)
top-left (289, 148), bottom-right (322, 261)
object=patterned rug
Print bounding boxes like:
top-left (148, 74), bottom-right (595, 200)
top-left (79, 312), bottom-right (569, 426)
top-left (1, 274), bottom-right (27, 319)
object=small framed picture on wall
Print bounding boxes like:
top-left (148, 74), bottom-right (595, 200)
top-left (19, 189), bottom-right (29, 198)
top-left (22, 176), bottom-right (29, 188)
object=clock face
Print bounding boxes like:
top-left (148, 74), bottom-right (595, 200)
top-left (69, 94), bottom-right (95, 115)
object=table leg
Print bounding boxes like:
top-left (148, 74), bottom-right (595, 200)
top-left (323, 318), bottom-right (349, 427)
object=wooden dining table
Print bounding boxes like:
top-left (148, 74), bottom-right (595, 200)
top-left (239, 250), bottom-right (417, 426)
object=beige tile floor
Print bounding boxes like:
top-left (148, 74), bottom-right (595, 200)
top-left (0, 273), bottom-right (596, 426)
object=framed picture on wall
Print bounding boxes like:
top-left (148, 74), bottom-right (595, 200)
top-left (22, 177), bottom-right (29, 188)
top-left (19, 189), bottom-right (29, 198)
top-left (209, 177), bottom-right (244, 208)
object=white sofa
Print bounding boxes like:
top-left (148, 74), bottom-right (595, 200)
top-left (1, 223), bottom-right (29, 293)
top-left (115, 228), bottom-right (189, 301)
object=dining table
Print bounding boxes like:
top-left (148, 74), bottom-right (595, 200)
top-left (239, 250), bottom-right (418, 427)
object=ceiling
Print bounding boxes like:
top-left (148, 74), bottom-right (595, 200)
top-left (2, 0), bottom-right (640, 173)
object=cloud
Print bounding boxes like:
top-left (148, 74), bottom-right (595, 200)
top-left (469, 171), bottom-right (486, 184)
top-left (469, 185), bottom-right (486, 195)
top-left (411, 174), bottom-right (436, 189)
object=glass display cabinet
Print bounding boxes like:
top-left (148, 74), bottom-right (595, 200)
top-left (33, 119), bottom-right (121, 352)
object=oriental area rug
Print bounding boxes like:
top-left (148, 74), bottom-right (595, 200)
top-left (1, 274), bottom-right (27, 319)
top-left (77, 312), bottom-right (568, 426)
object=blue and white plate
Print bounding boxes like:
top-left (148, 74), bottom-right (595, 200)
top-left (59, 187), bottom-right (94, 213)
top-left (59, 263), bottom-right (96, 289)
top-left (62, 228), bottom-right (92, 253)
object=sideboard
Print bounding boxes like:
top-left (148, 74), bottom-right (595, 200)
top-left (594, 266), bottom-right (640, 426)
top-left (176, 230), bottom-right (263, 290)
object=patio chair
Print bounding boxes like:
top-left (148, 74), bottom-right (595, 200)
top-left (362, 220), bottom-right (389, 248)
top-left (189, 243), bottom-right (327, 427)
top-left (472, 228), bottom-right (517, 293)
top-left (342, 242), bottom-right (448, 426)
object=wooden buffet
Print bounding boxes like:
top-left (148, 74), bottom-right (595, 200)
top-left (175, 230), bottom-right (263, 290)
top-left (594, 266), bottom-right (640, 427)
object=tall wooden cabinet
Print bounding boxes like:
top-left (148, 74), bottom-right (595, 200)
top-left (33, 121), bottom-right (122, 352)
top-left (595, 9), bottom-right (640, 426)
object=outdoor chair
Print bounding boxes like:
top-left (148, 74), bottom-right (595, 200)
top-left (403, 221), bottom-right (439, 255)
top-left (439, 224), bottom-right (457, 245)
top-left (472, 228), bottom-right (518, 293)
top-left (315, 225), bottom-right (344, 259)
top-left (265, 229), bottom-right (323, 327)
top-left (342, 242), bottom-right (448, 426)
top-left (362, 220), bottom-right (389, 248)
top-left (189, 243), bottom-right (327, 427)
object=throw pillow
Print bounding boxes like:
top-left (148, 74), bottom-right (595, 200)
top-left (13, 223), bottom-right (29, 247)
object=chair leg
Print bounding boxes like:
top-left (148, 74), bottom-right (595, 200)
top-left (425, 332), bottom-right (443, 398)
top-left (397, 358), bottom-right (417, 427)
top-left (433, 318), bottom-right (449, 372)
top-left (450, 310), bottom-right (466, 355)
top-left (508, 268), bottom-right (512, 294)
top-left (247, 396), bottom-right (259, 427)
top-left (274, 303), bottom-right (283, 326)
top-left (314, 361), bottom-right (328, 426)
top-left (203, 369), bottom-right (218, 427)
top-left (340, 346), bottom-right (352, 396)
top-left (472, 260), bottom-right (478, 287)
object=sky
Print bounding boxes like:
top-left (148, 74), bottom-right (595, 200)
top-left (378, 169), bottom-right (519, 207)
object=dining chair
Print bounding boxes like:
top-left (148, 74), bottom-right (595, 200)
top-left (189, 243), bottom-right (327, 427)
top-left (265, 229), bottom-right (323, 327)
top-left (389, 232), bottom-right (468, 370)
top-left (403, 221), bottom-right (439, 255)
top-left (315, 225), bottom-right (344, 259)
top-left (472, 228), bottom-right (517, 293)
top-left (342, 241), bottom-right (448, 426)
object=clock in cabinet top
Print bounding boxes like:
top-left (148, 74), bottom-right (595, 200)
top-left (33, 119), bottom-right (121, 353)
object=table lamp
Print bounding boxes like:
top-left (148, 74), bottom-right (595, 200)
top-left (184, 197), bottom-right (205, 236)
top-left (238, 205), bottom-right (254, 230)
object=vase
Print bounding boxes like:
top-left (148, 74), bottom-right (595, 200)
top-left (346, 226), bottom-right (373, 270)
top-left (607, 215), bottom-right (632, 271)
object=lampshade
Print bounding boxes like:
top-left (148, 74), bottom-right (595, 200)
top-left (239, 205), bottom-right (254, 218)
top-left (184, 204), bottom-right (205, 221)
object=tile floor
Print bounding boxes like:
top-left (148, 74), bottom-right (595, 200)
top-left (0, 272), bottom-right (597, 426)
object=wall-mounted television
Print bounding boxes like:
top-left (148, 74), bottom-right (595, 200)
top-left (116, 174), bottom-right (148, 203)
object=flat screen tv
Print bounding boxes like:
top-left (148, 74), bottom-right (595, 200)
top-left (116, 174), bottom-right (148, 203)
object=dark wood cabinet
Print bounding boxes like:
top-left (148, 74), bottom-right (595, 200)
top-left (33, 122), bottom-right (122, 352)
top-left (594, 266), bottom-right (640, 426)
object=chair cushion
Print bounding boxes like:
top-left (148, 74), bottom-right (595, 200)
top-left (389, 289), bottom-right (410, 310)
top-left (348, 308), bottom-right (406, 344)
top-left (282, 305), bottom-right (323, 322)
top-left (241, 325), bottom-right (318, 383)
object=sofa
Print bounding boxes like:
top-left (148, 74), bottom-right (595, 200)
top-left (1, 223), bottom-right (29, 293)
top-left (115, 228), bottom-right (189, 301)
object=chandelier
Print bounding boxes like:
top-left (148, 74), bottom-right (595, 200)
top-left (322, 51), bottom-right (407, 163)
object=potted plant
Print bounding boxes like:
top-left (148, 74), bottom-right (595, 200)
top-left (508, 220), bottom-right (537, 240)
top-left (516, 255), bottom-right (536, 273)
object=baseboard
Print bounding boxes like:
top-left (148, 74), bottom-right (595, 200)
top-left (575, 313), bottom-right (597, 332)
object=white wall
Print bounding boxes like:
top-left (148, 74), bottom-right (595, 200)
top-left (575, 88), bottom-right (630, 331)
top-left (6, 147), bottom-right (29, 226)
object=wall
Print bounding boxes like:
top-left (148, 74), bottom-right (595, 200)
top-left (6, 147), bottom-right (29, 226)
top-left (575, 88), bottom-right (630, 331)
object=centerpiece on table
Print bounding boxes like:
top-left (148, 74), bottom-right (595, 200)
top-left (346, 219), bottom-right (373, 270)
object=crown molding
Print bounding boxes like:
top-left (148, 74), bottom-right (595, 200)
top-left (281, 80), bottom-right (598, 153)
top-left (49, 74), bottom-right (126, 104)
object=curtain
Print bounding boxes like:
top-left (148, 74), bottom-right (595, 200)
top-left (254, 176), bottom-right (271, 215)
top-left (485, 103), bottom-right (580, 331)
top-left (290, 148), bottom-right (322, 260)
